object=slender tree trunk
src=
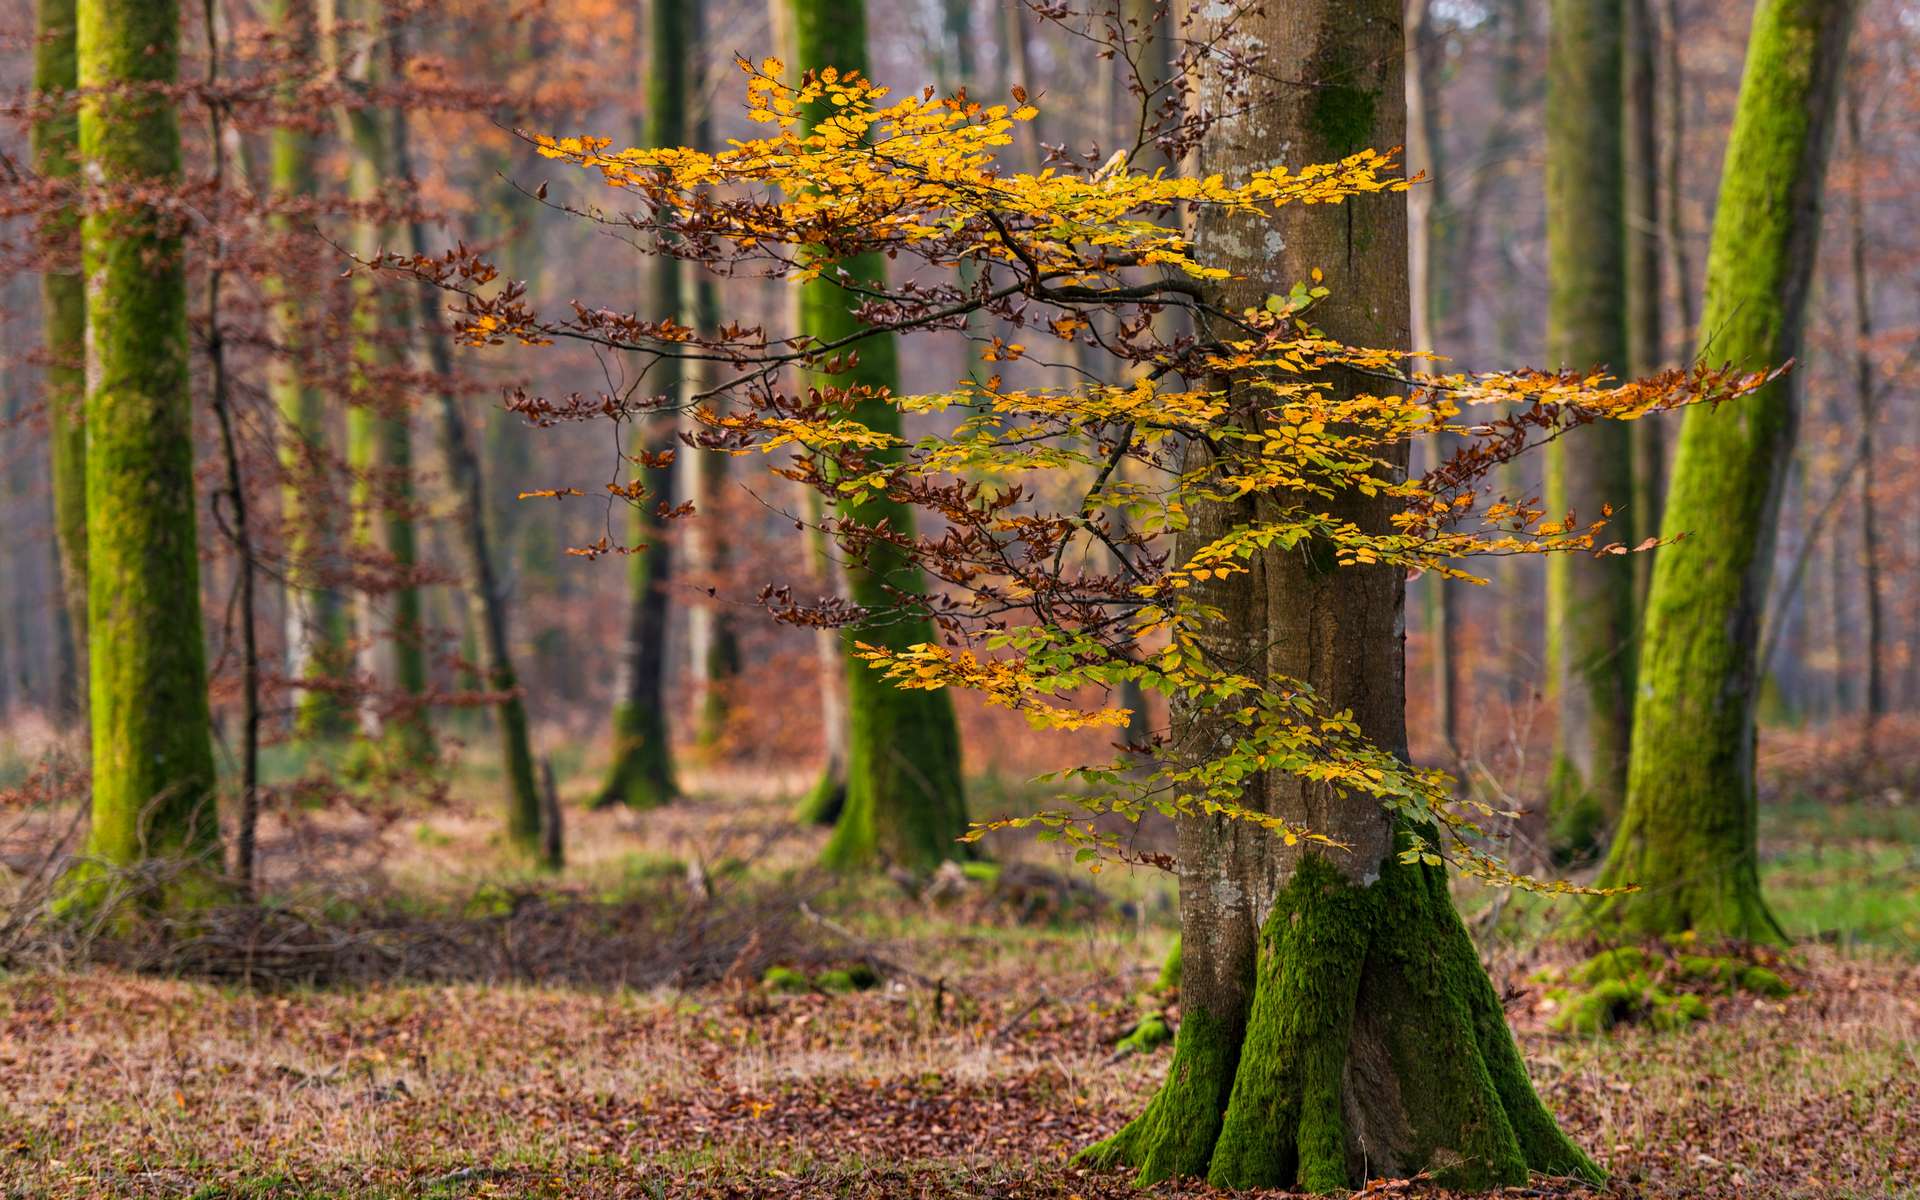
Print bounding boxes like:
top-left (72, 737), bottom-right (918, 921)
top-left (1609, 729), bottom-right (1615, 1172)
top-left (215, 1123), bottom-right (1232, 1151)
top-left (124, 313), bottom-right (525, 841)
top-left (385, 29), bottom-right (544, 851)
top-left (791, 0), bottom-right (969, 872)
top-left (1844, 92), bottom-right (1884, 734)
top-left (34, 0), bottom-right (86, 724)
top-left (1625, 0), bottom-right (1666, 614)
top-left (1659, 0), bottom-right (1695, 355)
top-left (270, 0), bottom-right (351, 741)
top-left (71, 0), bottom-right (221, 894)
top-left (1596, 0), bottom-right (1859, 942)
top-left (595, 0), bottom-right (687, 809)
top-left (341, 70), bottom-right (433, 762)
top-left (1405, 0), bottom-right (1461, 765)
top-left (1544, 0), bottom-right (1634, 857)
top-left (1081, 2), bottom-right (1598, 1187)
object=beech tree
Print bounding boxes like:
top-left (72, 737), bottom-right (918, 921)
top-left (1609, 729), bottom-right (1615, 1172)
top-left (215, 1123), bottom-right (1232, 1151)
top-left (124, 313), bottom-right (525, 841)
top-left (1596, 0), bottom-right (1860, 941)
top-left (1543, 0), bottom-right (1635, 855)
top-left (71, 0), bottom-right (220, 889)
top-left (270, 0), bottom-right (353, 740)
top-left (32, 0), bottom-right (85, 719)
top-left (594, 0), bottom-right (686, 810)
top-left (787, 0), bottom-right (969, 870)
top-left (405, 6), bottom-right (1774, 1180)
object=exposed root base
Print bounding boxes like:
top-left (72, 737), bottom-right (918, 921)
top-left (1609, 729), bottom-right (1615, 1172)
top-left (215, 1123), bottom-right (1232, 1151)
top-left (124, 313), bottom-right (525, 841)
top-left (1080, 852), bottom-right (1603, 1192)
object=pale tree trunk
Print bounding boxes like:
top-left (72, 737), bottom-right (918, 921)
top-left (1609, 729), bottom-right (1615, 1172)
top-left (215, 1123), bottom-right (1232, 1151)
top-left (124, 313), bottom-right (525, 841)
top-left (1081, 1), bottom-right (1598, 1188)
top-left (1596, 0), bottom-right (1859, 942)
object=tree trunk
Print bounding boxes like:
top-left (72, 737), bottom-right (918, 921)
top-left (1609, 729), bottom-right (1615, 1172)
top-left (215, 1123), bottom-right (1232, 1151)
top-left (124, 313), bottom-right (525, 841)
top-left (1625, 0), bottom-right (1666, 615)
top-left (339, 19), bottom-right (433, 764)
top-left (791, 0), bottom-right (969, 872)
top-left (269, 0), bottom-right (352, 740)
top-left (72, 0), bottom-right (221, 891)
top-left (1082, 2), bottom-right (1597, 1188)
top-left (1844, 93), bottom-right (1884, 735)
top-left (1595, 0), bottom-right (1859, 942)
top-left (1405, 0), bottom-right (1460, 764)
top-left (1543, 0), bottom-right (1634, 858)
top-left (33, 0), bottom-right (86, 724)
top-left (386, 25), bottom-right (545, 852)
top-left (595, 0), bottom-right (686, 810)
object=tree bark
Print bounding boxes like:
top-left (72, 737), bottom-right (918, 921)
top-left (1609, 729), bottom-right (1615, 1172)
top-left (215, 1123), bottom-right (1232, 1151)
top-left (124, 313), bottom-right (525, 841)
top-left (385, 24), bottom-right (545, 852)
top-left (791, 0), bottom-right (970, 872)
top-left (338, 2), bottom-right (432, 764)
top-left (1625, 0), bottom-right (1666, 615)
top-left (1595, 0), bottom-right (1859, 942)
top-left (33, 0), bottom-right (86, 723)
top-left (71, 0), bottom-right (221, 893)
top-left (269, 0), bottom-right (352, 741)
top-left (1081, 2), bottom-right (1597, 1188)
top-left (595, 0), bottom-right (688, 809)
top-left (1543, 0), bottom-right (1634, 857)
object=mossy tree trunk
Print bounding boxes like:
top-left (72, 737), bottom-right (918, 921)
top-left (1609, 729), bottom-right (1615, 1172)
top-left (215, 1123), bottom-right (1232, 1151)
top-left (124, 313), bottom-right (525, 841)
top-left (73, 0), bottom-right (220, 883)
top-left (35, 0), bottom-right (86, 722)
top-left (1082, 4), bottom-right (1598, 1189)
top-left (339, 1), bottom-right (431, 762)
top-left (595, 0), bottom-right (687, 810)
top-left (269, 0), bottom-right (352, 740)
top-left (1543, 0), bottom-right (1635, 857)
top-left (1595, 0), bottom-right (1858, 942)
top-left (790, 0), bottom-right (969, 872)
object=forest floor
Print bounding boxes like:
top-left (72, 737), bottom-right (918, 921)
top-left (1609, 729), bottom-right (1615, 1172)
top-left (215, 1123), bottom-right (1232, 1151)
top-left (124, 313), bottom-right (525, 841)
top-left (2, 736), bottom-right (1917, 1199)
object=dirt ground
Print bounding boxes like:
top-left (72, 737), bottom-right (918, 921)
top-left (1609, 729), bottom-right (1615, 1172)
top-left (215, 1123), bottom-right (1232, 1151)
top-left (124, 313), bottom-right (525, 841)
top-left (2, 762), bottom-right (1917, 1199)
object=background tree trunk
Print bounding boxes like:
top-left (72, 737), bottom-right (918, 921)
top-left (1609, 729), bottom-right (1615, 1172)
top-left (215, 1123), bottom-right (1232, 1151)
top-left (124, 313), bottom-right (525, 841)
top-left (791, 0), bottom-right (970, 873)
top-left (33, 0), bottom-right (85, 724)
top-left (594, 0), bottom-right (687, 810)
top-left (269, 0), bottom-right (352, 741)
top-left (1597, 0), bottom-right (1860, 942)
top-left (1544, 0), bottom-right (1635, 858)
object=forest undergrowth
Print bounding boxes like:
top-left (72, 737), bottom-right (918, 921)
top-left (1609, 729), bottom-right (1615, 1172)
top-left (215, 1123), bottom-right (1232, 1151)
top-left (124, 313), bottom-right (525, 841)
top-left (1, 728), bottom-right (1916, 1200)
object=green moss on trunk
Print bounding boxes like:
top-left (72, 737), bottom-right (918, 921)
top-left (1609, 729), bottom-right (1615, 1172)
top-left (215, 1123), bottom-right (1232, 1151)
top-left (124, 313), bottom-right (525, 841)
top-left (1083, 852), bottom-right (1600, 1191)
top-left (35, 0), bottom-right (86, 720)
top-left (73, 0), bottom-right (220, 891)
top-left (268, 0), bottom-right (352, 741)
top-left (791, 0), bottom-right (969, 874)
top-left (595, 0), bottom-right (688, 811)
top-left (1596, 0), bottom-right (1858, 942)
top-left (1544, 0), bottom-right (1635, 853)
